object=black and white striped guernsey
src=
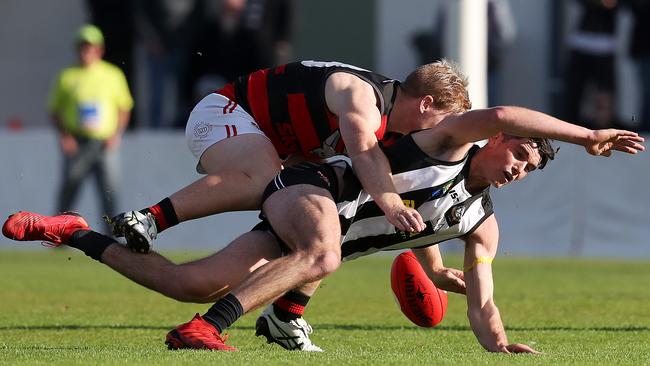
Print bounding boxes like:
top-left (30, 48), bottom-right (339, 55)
top-left (337, 135), bottom-right (494, 261)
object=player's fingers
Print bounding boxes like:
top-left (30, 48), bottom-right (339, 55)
top-left (397, 212), bottom-right (416, 232)
top-left (613, 145), bottom-right (641, 154)
top-left (398, 215), bottom-right (413, 232)
top-left (389, 215), bottom-right (406, 232)
top-left (406, 210), bottom-right (425, 232)
top-left (613, 130), bottom-right (641, 138)
top-left (617, 138), bottom-right (645, 151)
top-left (414, 213), bottom-right (425, 231)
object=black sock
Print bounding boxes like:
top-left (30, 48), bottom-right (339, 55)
top-left (139, 197), bottom-right (179, 233)
top-left (69, 230), bottom-right (114, 262)
top-left (202, 293), bottom-right (244, 333)
top-left (272, 290), bottom-right (311, 322)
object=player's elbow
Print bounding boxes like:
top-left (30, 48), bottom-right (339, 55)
top-left (487, 106), bottom-right (510, 127)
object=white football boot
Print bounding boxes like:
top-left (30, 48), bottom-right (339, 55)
top-left (255, 305), bottom-right (323, 352)
top-left (106, 211), bottom-right (157, 253)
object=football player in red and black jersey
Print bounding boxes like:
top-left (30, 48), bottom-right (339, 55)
top-left (108, 60), bottom-right (471, 253)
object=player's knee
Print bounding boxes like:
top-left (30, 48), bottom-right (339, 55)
top-left (305, 248), bottom-right (341, 280)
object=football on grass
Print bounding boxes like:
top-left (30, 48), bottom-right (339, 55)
top-left (390, 251), bottom-right (447, 327)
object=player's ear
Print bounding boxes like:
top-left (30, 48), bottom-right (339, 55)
top-left (487, 132), bottom-right (503, 146)
top-left (420, 95), bottom-right (434, 113)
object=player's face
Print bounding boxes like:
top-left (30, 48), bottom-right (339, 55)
top-left (487, 136), bottom-right (541, 188)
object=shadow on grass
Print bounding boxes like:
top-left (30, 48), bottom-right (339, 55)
top-left (0, 324), bottom-right (648, 332)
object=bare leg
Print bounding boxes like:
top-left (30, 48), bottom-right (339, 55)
top-left (292, 280), bottom-right (322, 297)
top-left (228, 185), bottom-right (342, 312)
top-left (170, 134), bottom-right (282, 221)
top-left (99, 230), bottom-right (282, 302)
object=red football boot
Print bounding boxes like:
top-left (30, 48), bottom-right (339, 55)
top-left (165, 314), bottom-right (238, 351)
top-left (2, 211), bottom-right (89, 246)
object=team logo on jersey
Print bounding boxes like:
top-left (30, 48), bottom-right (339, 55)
top-left (310, 130), bottom-right (342, 158)
top-left (194, 122), bottom-right (212, 138)
top-left (445, 203), bottom-right (466, 226)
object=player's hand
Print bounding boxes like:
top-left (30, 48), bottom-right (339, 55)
top-left (387, 205), bottom-right (426, 232)
top-left (585, 129), bottom-right (645, 157)
top-left (431, 267), bottom-right (466, 294)
top-left (504, 343), bottom-right (541, 354)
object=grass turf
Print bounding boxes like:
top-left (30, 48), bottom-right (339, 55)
top-left (0, 249), bottom-right (649, 365)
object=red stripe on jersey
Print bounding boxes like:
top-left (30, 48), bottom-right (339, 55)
top-left (375, 115), bottom-right (388, 140)
top-left (325, 108), bottom-right (339, 132)
top-left (223, 100), bottom-right (232, 114)
top-left (247, 69), bottom-right (287, 154)
top-left (274, 64), bottom-right (286, 74)
top-left (215, 83), bottom-right (236, 100)
top-left (225, 125), bottom-right (231, 138)
top-left (229, 101), bottom-right (237, 113)
top-left (288, 93), bottom-right (320, 156)
top-left (325, 108), bottom-right (344, 152)
top-left (232, 125), bottom-right (238, 136)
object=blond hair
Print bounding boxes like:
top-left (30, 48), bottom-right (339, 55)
top-left (401, 59), bottom-right (471, 113)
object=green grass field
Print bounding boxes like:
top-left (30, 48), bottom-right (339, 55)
top-left (0, 249), bottom-right (649, 365)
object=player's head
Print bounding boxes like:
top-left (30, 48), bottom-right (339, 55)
top-left (402, 59), bottom-right (471, 115)
top-left (474, 133), bottom-right (556, 188)
top-left (76, 24), bottom-right (104, 66)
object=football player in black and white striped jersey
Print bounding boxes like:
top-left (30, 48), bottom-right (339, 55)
top-left (208, 106), bottom-right (643, 353)
top-left (4, 106), bottom-right (644, 352)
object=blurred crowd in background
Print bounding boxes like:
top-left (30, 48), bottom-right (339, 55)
top-left (45, 0), bottom-right (650, 133)
top-left (15, 0), bottom-right (650, 131)
top-left (86, 0), bottom-right (295, 130)
top-left (411, 0), bottom-right (650, 132)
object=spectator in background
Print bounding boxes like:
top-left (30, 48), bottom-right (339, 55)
top-left (624, 0), bottom-right (650, 132)
top-left (487, 0), bottom-right (517, 107)
top-left (186, 0), bottom-right (296, 108)
top-left (134, 0), bottom-right (203, 129)
top-left (564, 0), bottom-right (620, 129)
top-left (86, 0), bottom-right (138, 128)
top-left (48, 25), bottom-right (133, 232)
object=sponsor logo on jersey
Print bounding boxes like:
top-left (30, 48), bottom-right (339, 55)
top-left (445, 204), bottom-right (466, 226)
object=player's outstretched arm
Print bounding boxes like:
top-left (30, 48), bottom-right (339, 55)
top-left (412, 246), bottom-right (466, 294)
top-left (414, 106), bottom-right (644, 159)
top-left (463, 216), bottom-right (540, 354)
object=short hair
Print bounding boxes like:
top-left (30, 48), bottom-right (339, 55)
top-left (401, 59), bottom-right (471, 114)
top-left (529, 137), bottom-right (557, 170)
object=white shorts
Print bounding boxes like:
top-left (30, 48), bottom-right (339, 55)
top-left (185, 93), bottom-right (268, 173)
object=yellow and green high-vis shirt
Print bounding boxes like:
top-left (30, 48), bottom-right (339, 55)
top-left (48, 60), bottom-right (133, 140)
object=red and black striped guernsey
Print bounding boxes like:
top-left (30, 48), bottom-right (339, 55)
top-left (216, 61), bottom-right (399, 159)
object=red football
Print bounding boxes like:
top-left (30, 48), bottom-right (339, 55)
top-left (390, 251), bottom-right (448, 327)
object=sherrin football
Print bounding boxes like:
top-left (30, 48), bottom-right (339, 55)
top-left (390, 251), bottom-right (448, 327)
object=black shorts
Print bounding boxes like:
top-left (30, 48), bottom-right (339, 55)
top-left (261, 161), bottom-right (341, 204)
top-left (254, 159), bottom-right (355, 255)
